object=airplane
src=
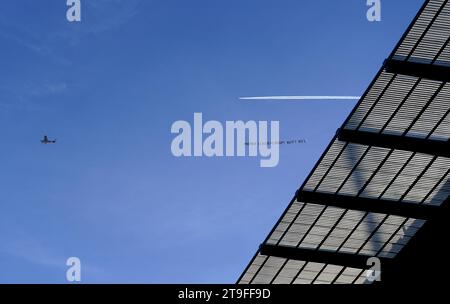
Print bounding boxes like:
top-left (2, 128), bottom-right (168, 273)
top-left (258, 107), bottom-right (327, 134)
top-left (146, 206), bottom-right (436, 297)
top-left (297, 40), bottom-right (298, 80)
top-left (41, 135), bottom-right (56, 144)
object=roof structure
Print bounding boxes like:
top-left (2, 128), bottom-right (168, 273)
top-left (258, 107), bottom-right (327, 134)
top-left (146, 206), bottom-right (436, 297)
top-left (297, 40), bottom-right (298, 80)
top-left (238, 0), bottom-right (450, 285)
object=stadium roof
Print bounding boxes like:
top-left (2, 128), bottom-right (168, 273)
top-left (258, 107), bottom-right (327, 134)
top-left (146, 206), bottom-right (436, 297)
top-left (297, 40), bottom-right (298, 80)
top-left (238, 0), bottom-right (450, 285)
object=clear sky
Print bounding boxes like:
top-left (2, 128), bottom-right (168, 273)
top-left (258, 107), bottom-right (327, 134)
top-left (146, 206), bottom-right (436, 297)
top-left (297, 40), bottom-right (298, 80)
top-left (0, 0), bottom-right (424, 283)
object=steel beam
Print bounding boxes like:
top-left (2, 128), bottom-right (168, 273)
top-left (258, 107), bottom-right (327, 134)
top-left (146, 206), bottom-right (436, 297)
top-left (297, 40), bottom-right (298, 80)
top-left (337, 128), bottom-right (450, 158)
top-left (260, 243), bottom-right (391, 270)
top-left (296, 190), bottom-right (444, 220)
top-left (384, 58), bottom-right (450, 82)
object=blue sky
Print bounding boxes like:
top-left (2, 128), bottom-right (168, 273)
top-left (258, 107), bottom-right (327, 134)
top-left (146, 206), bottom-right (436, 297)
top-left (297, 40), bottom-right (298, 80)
top-left (0, 0), bottom-right (424, 283)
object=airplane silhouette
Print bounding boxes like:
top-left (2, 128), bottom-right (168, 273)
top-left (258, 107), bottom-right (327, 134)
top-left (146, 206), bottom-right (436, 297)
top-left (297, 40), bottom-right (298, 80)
top-left (41, 135), bottom-right (56, 144)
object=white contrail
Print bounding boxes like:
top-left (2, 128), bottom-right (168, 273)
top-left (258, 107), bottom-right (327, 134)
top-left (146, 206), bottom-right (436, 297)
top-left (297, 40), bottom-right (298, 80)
top-left (239, 96), bottom-right (361, 100)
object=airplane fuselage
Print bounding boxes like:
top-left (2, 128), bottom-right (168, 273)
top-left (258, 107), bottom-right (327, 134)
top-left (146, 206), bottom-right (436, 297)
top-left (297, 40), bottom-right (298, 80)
top-left (41, 136), bottom-right (56, 144)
